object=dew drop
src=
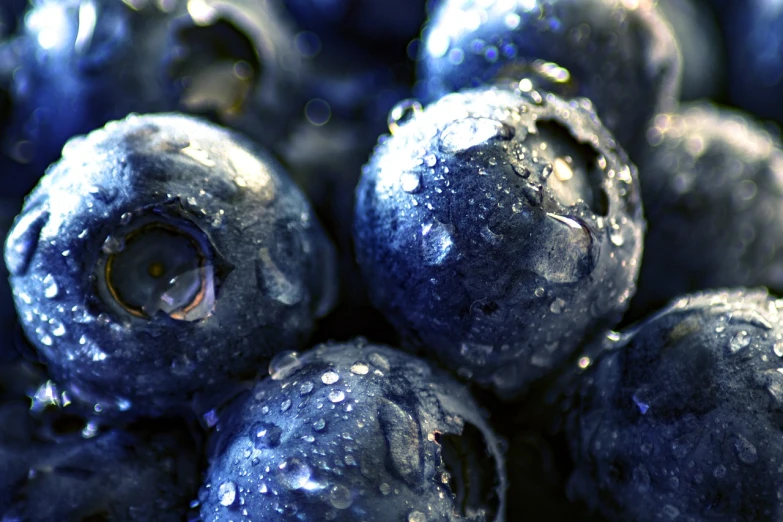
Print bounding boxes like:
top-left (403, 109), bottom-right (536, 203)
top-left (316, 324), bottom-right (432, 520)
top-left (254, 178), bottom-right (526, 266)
top-left (729, 330), bottom-right (751, 353)
top-left (368, 353), bottom-right (391, 372)
top-left (43, 274), bottom-right (59, 299)
top-left (662, 505), bottom-right (679, 520)
top-left (521, 184), bottom-right (543, 206)
top-left (49, 318), bottom-right (66, 337)
top-left (439, 118), bottom-right (514, 154)
top-left (269, 351), bottom-right (302, 381)
top-left (550, 298), bottom-right (566, 314)
top-left (733, 434), bottom-right (758, 464)
top-left (408, 511), bottom-right (427, 522)
top-left (773, 341), bottom-right (783, 358)
top-left (400, 171), bottom-right (422, 193)
top-left (424, 154), bottom-right (437, 167)
top-left (101, 235), bottom-right (125, 254)
top-left (329, 390), bottom-right (345, 403)
top-left (321, 371), bottom-right (339, 385)
top-left (280, 399), bottom-right (292, 412)
top-left (218, 481), bottom-right (237, 506)
top-left (313, 418), bottom-right (326, 431)
top-left (350, 363), bottom-right (369, 375)
top-left (300, 381), bottom-right (314, 395)
top-left (278, 458), bottom-right (312, 490)
top-left (512, 164), bottom-right (530, 178)
top-left (420, 221), bottom-right (454, 266)
top-left (249, 422), bottom-right (283, 449)
top-left (328, 484), bottom-right (353, 509)
top-left (388, 100), bottom-right (423, 135)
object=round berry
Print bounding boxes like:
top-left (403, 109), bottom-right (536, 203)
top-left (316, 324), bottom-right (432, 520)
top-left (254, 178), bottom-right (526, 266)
top-left (629, 103), bottom-right (783, 321)
top-left (354, 85), bottom-right (643, 398)
top-left (4, 113), bottom-right (337, 416)
top-left (417, 0), bottom-right (681, 156)
top-left (200, 340), bottom-right (507, 521)
top-left (4, 0), bottom-right (303, 196)
top-left (569, 289), bottom-right (783, 521)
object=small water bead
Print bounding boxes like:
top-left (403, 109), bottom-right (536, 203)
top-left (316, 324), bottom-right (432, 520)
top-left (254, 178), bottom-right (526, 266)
top-left (313, 418), bottom-right (326, 431)
top-left (49, 318), bottom-right (66, 337)
top-left (300, 381), bottom-right (314, 395)
top-left (278, 458), bottom-right (312, 490)
top-left (388, 100), bottom-right (423, 135)
top-left (408, 511), bottom-right (427, 522)
top-left (368, 353), bottom-right (391, 372)
top-left (321, 371), bottom-right (340, 385)
top-left (280, 399), bottom-right (292, 412)
top-left (662, 505), bottom-right (680, 520)
top-left (729, 330), bottom-right (751, 353)
top-left (328, 485), bottom-right (353, 509)
top-left (43, 274), bottom-right (59, 299)
top-left (101, 235), bottom-right (125, 254)
top-left (218, 481), bottom-right (237, 507)
top-left (269, 351), bottom-right (302, 381)
top-left (350, 363), bottom-right (369, 375)
top-left (400, 171), bottom-right (422, 193)
top-left (550, 298), bottom-right (566, 314)
top-left (328, 391), bottom-right (346, 403)
top-left (733, 434), bottom-right (758, 464)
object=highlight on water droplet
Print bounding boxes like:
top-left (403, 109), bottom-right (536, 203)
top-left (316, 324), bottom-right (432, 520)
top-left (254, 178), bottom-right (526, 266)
top-left (269, 351), bottom-right (302, 381)
top-left (388, 100), bottom-right (423, 135)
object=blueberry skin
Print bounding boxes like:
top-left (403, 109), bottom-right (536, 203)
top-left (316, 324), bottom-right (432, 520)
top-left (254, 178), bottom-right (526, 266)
top-left (417, 0), bottom-right (682, 157)
top-left (4, 113), bottom-right (337, 417)
top-left (628, 103), bottom-right (783, 322)
top-left (568, 288), bottom-right (783, 521)
top-left (354, 85), bottom-right (644, 398)
top-left (656, 0), bottom-right (725, 101)
top-left (200, 340), bottom-right (507, 521)
top-left (2, 0), bottom-right (303, 198)
top-left (0, 417), bottom-right (201, 521)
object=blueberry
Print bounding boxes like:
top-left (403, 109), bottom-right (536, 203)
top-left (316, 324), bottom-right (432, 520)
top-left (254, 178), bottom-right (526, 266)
top-left (200, 340), bottom-right (507, 521)
top-left (417, 0), bottom-right (682, 157)
top-left (3, 0), bottom-right (303, 197)
top-left (568, 288), bottom-right (783, 521)
top-left (628, 103), bottom-right (783, 322)
top-left (1, 417), bottom-right (201, 521)
top-left (656, 0), bottom-right (725, 100)
top-left (4, 113), bottom-right (337, 417)
top-left (354, 85), bottom-right (644, 398)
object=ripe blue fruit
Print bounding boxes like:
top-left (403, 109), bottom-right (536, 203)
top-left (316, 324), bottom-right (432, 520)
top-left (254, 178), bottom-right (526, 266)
top-left (0, 411), bottom-right (201, 521)
top-left (4, 113), bottom-right (337, 417)
top-left (569, 289), bottom-right (783, 521)
top-left (354, 85), bottom-right (644, 398)
top-left (417, 0), bottom-right (682, 157)
top-left (3, 0), bottom-right (303, 197)
top-left (628, 103), bottom-right (783, 322)
top-left (200, 340), bottom-right (507, 521)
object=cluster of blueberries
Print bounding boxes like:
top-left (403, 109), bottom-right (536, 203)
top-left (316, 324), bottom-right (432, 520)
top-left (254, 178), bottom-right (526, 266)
top-left (1, 0), bottom-right (783, 520)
